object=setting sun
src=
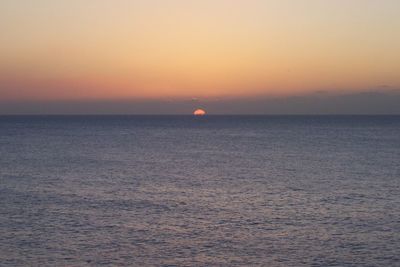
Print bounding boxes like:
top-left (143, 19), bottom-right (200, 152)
top-left (194, 109), bottom-right (206, 116)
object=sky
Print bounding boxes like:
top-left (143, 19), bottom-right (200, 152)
top-left (1, 0), bottom-right (400, 114)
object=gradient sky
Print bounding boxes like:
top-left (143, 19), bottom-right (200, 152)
top-left (1, 0), bottom-right (400, 113)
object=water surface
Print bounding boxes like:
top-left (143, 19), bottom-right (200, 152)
top-left (1, 115), bottom-right (399, 266)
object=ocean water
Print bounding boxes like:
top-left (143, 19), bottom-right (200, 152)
top-left (1, 115), bottom-right (399, 266)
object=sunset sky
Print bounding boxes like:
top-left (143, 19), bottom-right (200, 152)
top-left (1, 0), bottom-right (400, 114)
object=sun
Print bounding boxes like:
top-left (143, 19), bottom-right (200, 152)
top-left (193, 109), bottom-right (206, 116)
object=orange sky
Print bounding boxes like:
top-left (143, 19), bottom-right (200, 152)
top-left (1, 0), bottom-right (400, 102)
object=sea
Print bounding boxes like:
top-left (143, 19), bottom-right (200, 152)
top-left (1, 115), bottom-right (399, 266)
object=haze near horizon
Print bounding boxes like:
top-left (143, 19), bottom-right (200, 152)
top-left (1, 0), bottom-right (400, 114)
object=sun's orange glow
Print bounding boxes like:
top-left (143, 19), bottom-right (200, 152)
top-left (194, 109), bottom-right (206, 116)
top-left (1, 1), bottom-right (400, 102)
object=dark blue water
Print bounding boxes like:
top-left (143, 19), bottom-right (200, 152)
top-left (1, 116), bottom-right (400, 266)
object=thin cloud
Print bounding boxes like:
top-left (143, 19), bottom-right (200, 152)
top-left (1, 89), bottom-right (399, 115)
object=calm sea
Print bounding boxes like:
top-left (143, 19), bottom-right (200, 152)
top-left (1, 115), bottom-right (399, 266)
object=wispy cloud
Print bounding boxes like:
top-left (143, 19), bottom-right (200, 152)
top-left (1, 89), bottom-right (399, 115)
